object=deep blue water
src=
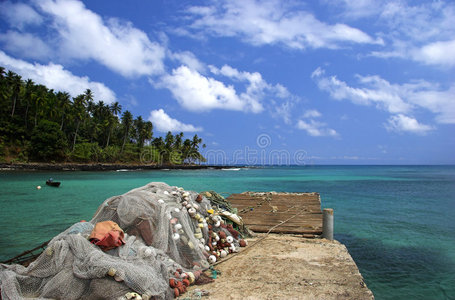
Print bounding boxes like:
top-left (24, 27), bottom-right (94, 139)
top-left (0, 165), bottom-right (454, 299)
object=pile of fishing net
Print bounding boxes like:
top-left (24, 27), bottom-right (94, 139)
top-left (0, 182), bottom-right (248, 299)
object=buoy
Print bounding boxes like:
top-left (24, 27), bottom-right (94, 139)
top-left (196, 194), bottom-right (203, 202)
top-left (187, 272), bottom-right (195, 284)
top-left (36, 186), bottom-right (41, 190)
top-left (172, 233), bottom-right (180, 240)
top-left (226, 236), bottom-right (234, 243)
top-left (143, 248), bottom-right (152, 257)
top-left (107, 268), bottom-right (116, 276)
top-left (220, 249), bottom-right (227, 258)
top-left (208, 255), bottom-right (217, 263)
top-left (175, 223), bottom-right (182, 230)
top-left (183, 278), bottom-right (190, 287)
top-left (158, 199), bottom-right (164, 204)
top-left (239, 239), bottom-right (248, 247)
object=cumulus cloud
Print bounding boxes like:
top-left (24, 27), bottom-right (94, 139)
top-left (168, 50), bottom-right (206, 73)
top-left (181, 0), bottom-right (380, 50)
top-left (156, 63), bottom-right (292, 114)
top-left (156, 66), bottom-right (251, 112)
top-left (364, 1), bottom-right (455, 67)
top-left (0, 31), bottom-right (51, 60)
top-left (312, 67), bottom-right (455, 124)
top-left (303, 109), bottom-right (322, 118)
top-left (296, 119), bottom-right (338, 137)
top-left (296, 109), bottom-right (338, 137)
top-left (0, 1), bottom-right (43, 29)
top-left (0, 0), bottom-right (166, 77)
top-left (36, 0), bottom-right (166, 77)
top-left (413, 39), bottom-right (455, 67)
top-left (385, 114), bottom-right (434, 134)
top-left (149, 109), bottom-right (203, 132)
top-left (0, 51), bottom-right (116, 103)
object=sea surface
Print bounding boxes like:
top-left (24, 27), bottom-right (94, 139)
top-left (0, 165), bottom-right (454, 299)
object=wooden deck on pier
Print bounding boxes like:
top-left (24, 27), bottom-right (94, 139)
top-left (227, 192), bottom-right (323, 236)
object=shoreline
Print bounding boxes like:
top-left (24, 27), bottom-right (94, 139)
top-left (0, 162), bottom-right (245, 171)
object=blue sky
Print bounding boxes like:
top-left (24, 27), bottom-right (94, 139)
top-left (1, 0), bottom-right (454, 165)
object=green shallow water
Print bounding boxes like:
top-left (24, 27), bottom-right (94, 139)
top-left (1, 165), bottom-right (454, 299)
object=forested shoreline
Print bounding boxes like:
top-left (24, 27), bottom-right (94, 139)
top-left (0, 66), bottom-right (206, 165)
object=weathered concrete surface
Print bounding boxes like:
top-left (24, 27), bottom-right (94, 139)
top-left (185, 234), bottom-right (374, 300)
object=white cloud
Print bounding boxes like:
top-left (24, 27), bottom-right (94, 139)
top-left (312, 67), bottom-right (455, 124)
top-left (272, 100), bottom-right (293, 125)
top-left (365, 1), bottom-right (455, 67)
top-left (296, 119), bottom-right (338, 137)
top-left (303, 109), bottom-right (322, 118)
top-left (413, 39), bottom-right (455, 67)
top-left (156, 64), bottom-right (293, 114)
top-left (0, 1), bottom-right (43, 29)
top-left (0, 31), bottom-right (51, 60)
top-left (0, 51), bottom-right (116, 103)
top-left (149, 109), bottom-right (203, 133)
top-left (312, 68), bottom-right (411, 114)
top-left (169, 50), bottom-right (206, 73)
top-left (182, 0), bottom-right (380, 50)
top-left (385, 114), bottom-right (434, 134)
top-left (29, 0), bottom-right (165, 77)
top-left (156, 66), bottom-right (252, 112)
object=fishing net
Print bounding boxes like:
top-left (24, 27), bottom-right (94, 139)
top-left (0, 182), bottom-right (248, 299)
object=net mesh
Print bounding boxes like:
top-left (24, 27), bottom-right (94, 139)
top-left (0, 182), bottom-right (247, 299)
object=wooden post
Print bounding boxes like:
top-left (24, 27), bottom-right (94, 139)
top-left (322, 208), bottom-right (334, 240)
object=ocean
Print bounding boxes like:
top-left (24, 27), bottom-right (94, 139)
top-left (0, 165), bottom-right (454, 299)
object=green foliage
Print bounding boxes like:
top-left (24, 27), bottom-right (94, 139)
top-left (30, 120), bottom-right (67, 161)
top-left (0, 66), bottom-right (206, 164)
top-left (70, 142), bottom-right (101, 162)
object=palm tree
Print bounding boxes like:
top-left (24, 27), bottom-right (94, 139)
top-left (23, 79), bottom-right (35, 128)
top-left (56, 91), bottom-right (71, 130)
top-left (71, 94), bottom-right (88, 151)
top-left (103, 101), bottom-right (121, 147)
top-left (32, 84), bottom-right (48, 127)
top-left (120, 110), bottom-right (133, 152)
top-left (109, 101), bottom-right (122, 117)
top-left (6, 71), bottom-right (21, 118)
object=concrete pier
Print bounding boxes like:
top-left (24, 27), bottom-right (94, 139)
top-left (185, 234), bottom-right (374, 299)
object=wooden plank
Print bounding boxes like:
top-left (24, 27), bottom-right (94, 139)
top-left (245, 225), bottom-right (322, 234)
top-left (227, 192), bottom-right (323, 235)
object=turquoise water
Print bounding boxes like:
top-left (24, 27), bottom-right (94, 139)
top-left (1, 166), bottom-right (454, 299)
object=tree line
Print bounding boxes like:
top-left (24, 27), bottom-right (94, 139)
top-left (0, 66), bottom-right (206, 164)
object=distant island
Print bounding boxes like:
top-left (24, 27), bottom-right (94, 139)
top-left (0, 66), bottom-right (206, 167)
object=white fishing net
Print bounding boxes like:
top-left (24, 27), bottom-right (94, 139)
top-left (0, 182), bottom-right (247, 299)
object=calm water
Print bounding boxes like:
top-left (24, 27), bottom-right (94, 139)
top-left (0, 165), bottom-right (454, 299)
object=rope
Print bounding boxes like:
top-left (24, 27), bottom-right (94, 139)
top-left (212, 208), bottom-right (307, 267)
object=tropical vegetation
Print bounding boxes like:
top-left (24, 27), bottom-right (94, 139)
top-left (0, 66), bottom-right (206, 164)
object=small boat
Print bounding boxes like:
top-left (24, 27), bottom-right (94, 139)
top-left (46, 179), bottom-right (61, 187)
